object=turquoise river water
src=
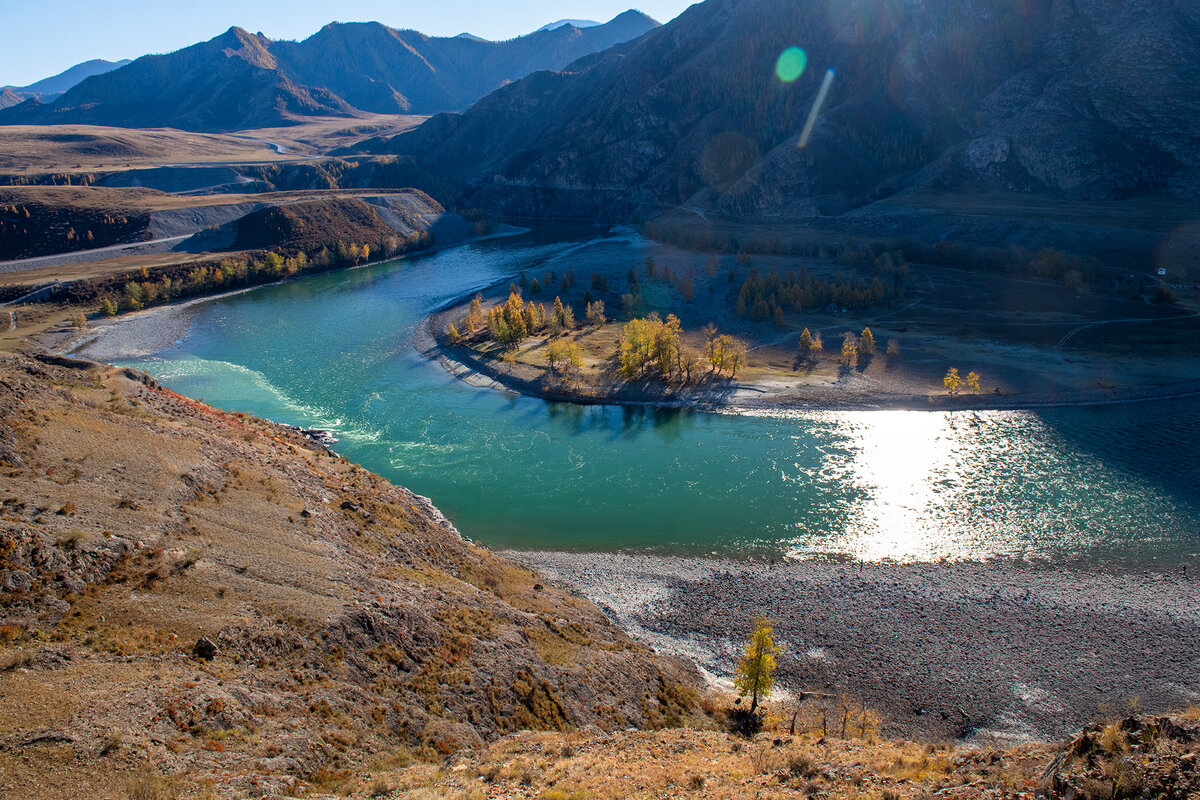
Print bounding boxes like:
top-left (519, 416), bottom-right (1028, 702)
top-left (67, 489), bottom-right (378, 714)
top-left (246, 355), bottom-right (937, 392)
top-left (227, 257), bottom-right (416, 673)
top-left (117, 228), bottom-right (1200, 564)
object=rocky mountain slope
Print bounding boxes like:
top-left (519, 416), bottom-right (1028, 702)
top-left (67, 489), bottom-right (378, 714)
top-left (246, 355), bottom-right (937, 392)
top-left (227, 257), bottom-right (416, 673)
top-left (0, 353), bottom-right (697, 798)
top-left (352, 0), bottom-right (1200, 222)
top-left (0, 12), bottom-right (657, 132)
top-left (0, 89), bottom-right (23, 110)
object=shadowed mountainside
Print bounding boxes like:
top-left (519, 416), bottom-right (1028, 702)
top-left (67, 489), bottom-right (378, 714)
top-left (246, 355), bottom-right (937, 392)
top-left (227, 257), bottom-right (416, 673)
top-left (350, 0), bottom-right (1200, 222)
top-left (0, 12), bottom-right (658, 132)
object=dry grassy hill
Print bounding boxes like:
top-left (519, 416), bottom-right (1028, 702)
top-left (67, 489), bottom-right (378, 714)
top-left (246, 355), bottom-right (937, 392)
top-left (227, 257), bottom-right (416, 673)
top-left (0, 353), bottom-right (698, 798)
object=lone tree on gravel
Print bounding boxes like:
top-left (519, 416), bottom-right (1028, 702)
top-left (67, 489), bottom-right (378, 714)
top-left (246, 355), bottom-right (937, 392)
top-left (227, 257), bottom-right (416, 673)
top-left (735, 617), bottom-right (779, 715)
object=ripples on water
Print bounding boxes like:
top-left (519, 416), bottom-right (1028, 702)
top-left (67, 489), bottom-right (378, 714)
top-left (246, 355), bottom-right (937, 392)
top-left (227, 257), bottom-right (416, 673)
top-left (122, 231), bottom-right (1200, 565)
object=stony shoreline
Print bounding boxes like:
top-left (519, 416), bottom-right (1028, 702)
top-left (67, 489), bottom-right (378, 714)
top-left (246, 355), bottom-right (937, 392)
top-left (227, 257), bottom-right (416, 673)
top-left (504, 550), bottom-right (1200, 743)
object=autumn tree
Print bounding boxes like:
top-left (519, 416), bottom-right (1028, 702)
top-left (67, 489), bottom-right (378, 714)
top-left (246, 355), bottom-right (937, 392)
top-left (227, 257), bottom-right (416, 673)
top-left (586, 300), bottom-right (606, 326)
top-left (545, 339), bottom-right (583, 377)
top-left (445, 322), bottom-right (461, 344)
top-left (840, 332), bottom-right (858, 370)
top-left (735, 618), bottom-right (779, 714)
top-left (859, 327), bottom-right (875, 356)
top-left (944, 367), bottom-right (964, 395)
top-left (618, 316), bottom-right (659, 377)
top-left (966, 371), bottom-right (981, 393)
top-left (885, 338), bottom-right (900, 360)
top-left (653, 314), bottom-right (682, 378)
top-left (466, 294), bottom-right (484, 332)
top-left (710, 334), bottom-right (747, 376)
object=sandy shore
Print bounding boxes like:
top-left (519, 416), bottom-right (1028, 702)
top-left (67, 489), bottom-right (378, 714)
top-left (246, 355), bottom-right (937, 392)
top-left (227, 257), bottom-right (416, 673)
top-left (505, 550), bottom-right (1200, 743)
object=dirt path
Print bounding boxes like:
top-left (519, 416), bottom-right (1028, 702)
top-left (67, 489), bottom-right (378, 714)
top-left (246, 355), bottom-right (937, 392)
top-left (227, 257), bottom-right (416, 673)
top-left (0, 235), bottom-right (189, 274)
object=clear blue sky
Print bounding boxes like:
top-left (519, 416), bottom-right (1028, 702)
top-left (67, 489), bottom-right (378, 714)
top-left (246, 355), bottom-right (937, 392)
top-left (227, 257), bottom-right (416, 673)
top-left (3, 0), bottom-right (696, 87)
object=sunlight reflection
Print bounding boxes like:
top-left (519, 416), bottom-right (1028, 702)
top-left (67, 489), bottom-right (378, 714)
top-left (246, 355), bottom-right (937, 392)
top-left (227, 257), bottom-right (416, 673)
top-left (830, 410), bottom-right (969, 560)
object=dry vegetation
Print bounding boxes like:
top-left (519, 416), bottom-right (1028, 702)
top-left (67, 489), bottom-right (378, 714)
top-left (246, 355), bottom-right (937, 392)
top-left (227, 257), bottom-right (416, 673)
top-left (273, 704), bottom-right (1200, 799)
top-left (0, 353), bottom-right (696, 798)
top-left (0, 115), bottom-right (426, 176)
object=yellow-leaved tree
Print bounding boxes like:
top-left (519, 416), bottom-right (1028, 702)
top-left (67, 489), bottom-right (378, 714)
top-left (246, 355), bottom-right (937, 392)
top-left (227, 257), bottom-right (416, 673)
top-left (735, 617), bottom-right (779, 714)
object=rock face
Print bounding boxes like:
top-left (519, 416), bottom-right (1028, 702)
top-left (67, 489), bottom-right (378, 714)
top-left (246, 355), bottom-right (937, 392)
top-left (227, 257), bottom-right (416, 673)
top-left (0, 12), bottom-right (658, 132)
top-left (0, 354), bottom-right (698, 796)
top-left (358, 0), bottom-right (1200, 218)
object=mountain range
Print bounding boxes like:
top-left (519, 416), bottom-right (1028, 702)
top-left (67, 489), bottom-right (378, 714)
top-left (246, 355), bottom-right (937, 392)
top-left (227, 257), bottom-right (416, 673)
top-left (349, 0), bottom-right (1200, 221)
top-left (0, 11), bottom-right (657, 132)
top-left (2, 58), bottom-right (132, 100)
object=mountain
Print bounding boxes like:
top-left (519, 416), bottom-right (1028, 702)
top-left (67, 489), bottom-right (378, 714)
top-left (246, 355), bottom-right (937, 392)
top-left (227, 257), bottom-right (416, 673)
top-left (269, 11), bottom-right (659, 114)
top-left (4, 58), bottom-right (132, 99)
top-left (0, 11), bottom-right (658, 132)
top-left (0, 28), bottom-right (354, 131)
top-left (351, 0), bottom-right (1200, 221)
top-left (0, 88), bottom-right (22, 109)
top-left (536, 19), bottom-right (601, 32)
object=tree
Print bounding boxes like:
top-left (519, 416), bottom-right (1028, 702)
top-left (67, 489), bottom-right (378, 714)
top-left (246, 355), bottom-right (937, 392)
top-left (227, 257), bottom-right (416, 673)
top-left (840, 332), bottom-right (858, 370)
top-left (885, 338), bottom-right (900, 360)
top-left (530, 277), bottom-right (542, 295)
top-left (466, 294), bottom-right (484, 332)
top-left (618, 316), bottom-right (659, 377)
top-left (653, 314), bottom-right (682, 378)
top-left (702, 323), bottom-right (719, 370)
top-left (859, 327), bottom-right (875, 356)
top-left (100, 298), bottom-right (118, 317)
top-left (734, 618), bottom-right (779, 714)
top-left (966, 371), bottom-right (981, 393)
top-left (586, 300), bottom-right (606, 326)
top-left (545, 339), bottom-right (583, 377)
top-left (944, 367), bottom-right (964, 395)
top-left (71, 311), bottom-right (87, 329)
top-left (445, 322), bottom-right (461, 344)
top-left (710, 334), bottom-right (747, 376)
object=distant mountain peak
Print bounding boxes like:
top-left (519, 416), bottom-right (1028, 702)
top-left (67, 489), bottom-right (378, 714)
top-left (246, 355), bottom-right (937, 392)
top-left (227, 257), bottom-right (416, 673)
top-left (0, 10), bottom-right (660, 131)
top-left (4, 58), bottom-right (132, 98)
top-left (536, 19), bottom-right (602, 33)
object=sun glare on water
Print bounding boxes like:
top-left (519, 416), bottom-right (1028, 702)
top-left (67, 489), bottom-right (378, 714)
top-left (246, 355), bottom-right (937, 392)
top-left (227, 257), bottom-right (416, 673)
top-left (777, 410), bottom-right (1023, 562)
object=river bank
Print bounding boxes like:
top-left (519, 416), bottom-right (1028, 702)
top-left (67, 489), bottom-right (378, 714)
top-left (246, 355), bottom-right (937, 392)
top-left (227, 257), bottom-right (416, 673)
top-left (26, 231), bottom-right (1200, 746)
top-left (506, 549), bottom-right (1200, 743)
top-left (420, 300), bottom-right (1200, 413)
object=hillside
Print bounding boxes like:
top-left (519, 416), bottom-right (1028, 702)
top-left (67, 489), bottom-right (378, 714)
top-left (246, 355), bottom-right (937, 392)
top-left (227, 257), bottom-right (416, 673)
top-left (3, 58), bottom-right (132, 100)
top-left (0, 12), bottom-right (658, 132)
top-left (0, 89), bottom-right (22, 110)
top-left (0, 352), bottom-right (698, 798)
top-left (352, 0), bottom-right (1200, 227)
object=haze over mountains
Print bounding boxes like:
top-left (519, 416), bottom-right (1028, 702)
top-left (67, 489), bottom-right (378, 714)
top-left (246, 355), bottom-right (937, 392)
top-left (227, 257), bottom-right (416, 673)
top-left (0, 11), bottom-right (657, 132)
top-left (2, 58), bottom-right (132, 100)
top-left (352, 0), bottom-right (1200, 222)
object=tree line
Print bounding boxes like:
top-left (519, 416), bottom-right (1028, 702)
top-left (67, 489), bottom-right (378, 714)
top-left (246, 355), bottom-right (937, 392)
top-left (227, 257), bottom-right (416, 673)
top-left (96, 233), bottom-right (428, 316)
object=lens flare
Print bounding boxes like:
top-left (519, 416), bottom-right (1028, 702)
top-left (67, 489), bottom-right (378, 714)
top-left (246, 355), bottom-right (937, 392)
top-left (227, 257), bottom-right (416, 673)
top-left (798, 68), bottom-right (836, 148)
top-left (775, 47), bottom-right (807, 82)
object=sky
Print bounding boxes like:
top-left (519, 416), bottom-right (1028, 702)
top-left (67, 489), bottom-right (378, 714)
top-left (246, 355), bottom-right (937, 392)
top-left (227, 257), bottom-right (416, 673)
top-left (2, 0), bottom-right (697, 87)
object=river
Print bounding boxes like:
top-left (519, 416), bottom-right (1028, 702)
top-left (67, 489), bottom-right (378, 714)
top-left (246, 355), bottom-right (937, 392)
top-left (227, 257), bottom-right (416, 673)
top-left (112, 227), bottom-right (1200, 565)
